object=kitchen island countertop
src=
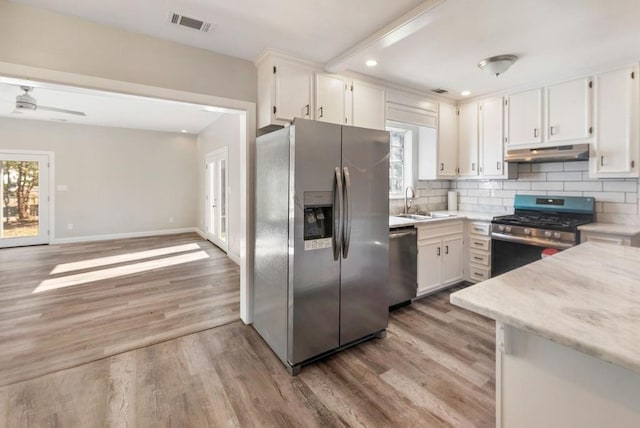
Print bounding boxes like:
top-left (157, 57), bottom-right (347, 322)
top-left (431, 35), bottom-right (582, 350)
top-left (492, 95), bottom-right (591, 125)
top-left (451, 241), bottom-right (640, 373)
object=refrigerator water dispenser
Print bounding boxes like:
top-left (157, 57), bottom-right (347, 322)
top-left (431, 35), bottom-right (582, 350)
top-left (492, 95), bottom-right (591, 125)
top-left (303, 191), bottom-right (333, 250)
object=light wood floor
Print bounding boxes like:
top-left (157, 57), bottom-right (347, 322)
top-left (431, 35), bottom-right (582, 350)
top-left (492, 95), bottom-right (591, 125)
top-left (0, 233), bottom-right (240, 386)
top-left (0, 285), bottom-right (495, 427)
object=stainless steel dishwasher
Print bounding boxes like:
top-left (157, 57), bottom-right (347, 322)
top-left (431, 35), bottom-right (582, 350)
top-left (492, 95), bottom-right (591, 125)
top-left (389, 226), bottom-right (417, 308)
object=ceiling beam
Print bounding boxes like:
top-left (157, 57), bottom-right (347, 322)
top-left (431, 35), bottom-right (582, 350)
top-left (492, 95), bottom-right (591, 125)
top-left (324, 0), bottom-right (447, 73)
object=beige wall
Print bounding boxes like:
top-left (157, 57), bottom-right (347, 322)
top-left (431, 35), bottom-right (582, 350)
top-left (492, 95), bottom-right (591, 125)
top-left (0, 0), bottom-right (256, 103)
top-left (197, 113), bottom-right (243, 259)
top-left (0, 117), bottom-right (198, 240)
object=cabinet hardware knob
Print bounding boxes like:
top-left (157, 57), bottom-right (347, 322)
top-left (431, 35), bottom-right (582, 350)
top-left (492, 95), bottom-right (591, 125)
top-left (440, 163), bottom-right (444, 171)
top-left (445, 245), bottom-right (449, 255)
top-left (601, 156), bottom-right (604, 167)
top-left (319, 106), bottom-right (324, 118)
top-left (305, 104), bottom-right (310, 117)
top-left (472, 162), bottom-right (476, 171)
top-left (437, 247), bottom-right (441, 256)
top-left (497, 161), bottom-right (501, 170)
top-left (534, 128), bottom-right (538, 138)
top-left (550, 126), bottom-right (556, 136)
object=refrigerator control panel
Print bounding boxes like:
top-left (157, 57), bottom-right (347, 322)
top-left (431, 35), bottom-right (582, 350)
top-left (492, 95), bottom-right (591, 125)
top-left (304, 238), bottom-right (332, 251)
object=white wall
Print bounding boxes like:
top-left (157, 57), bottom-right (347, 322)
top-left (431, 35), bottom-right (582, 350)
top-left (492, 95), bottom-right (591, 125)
top-left (197, 113), bottom-right (242, 259)
top-left (0, 117), bottom-right (198, 240)
top-left (0, 0), bottom-right (256, 103)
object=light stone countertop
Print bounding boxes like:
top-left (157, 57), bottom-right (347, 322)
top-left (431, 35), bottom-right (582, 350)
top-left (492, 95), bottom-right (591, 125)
top-left (578, 223), bottom-right (640, 237)
top-left (389, 210), bottom-right (503, 229)
top-left (450, 242), bottom-right (640, 374)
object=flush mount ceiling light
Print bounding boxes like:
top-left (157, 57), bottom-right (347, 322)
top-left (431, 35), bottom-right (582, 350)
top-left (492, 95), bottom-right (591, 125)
top-left (461, 90), bottom-right (471, 96)
top-left (477, 54), bottom-right (518, 77)
top-left (181, 129), bottom-right (188, 133)
top-left (365, 59), bottom-right (378, 67)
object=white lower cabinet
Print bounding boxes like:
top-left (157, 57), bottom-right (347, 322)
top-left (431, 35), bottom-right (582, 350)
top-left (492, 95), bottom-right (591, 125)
top-left (465, 220), bottom-right (492, 283)
top-left (417, 220), bottom-right (464, 296)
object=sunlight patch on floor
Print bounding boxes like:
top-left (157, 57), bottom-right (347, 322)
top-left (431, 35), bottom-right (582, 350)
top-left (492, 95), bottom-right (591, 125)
top-left (34, 251), bottom-right (210, 293)
top-left (50, 243), bottom-right (202, 274)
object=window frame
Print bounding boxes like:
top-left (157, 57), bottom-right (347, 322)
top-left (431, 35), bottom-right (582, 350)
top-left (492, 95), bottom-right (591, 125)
top-left (387, 121), bottom-right (417, 199)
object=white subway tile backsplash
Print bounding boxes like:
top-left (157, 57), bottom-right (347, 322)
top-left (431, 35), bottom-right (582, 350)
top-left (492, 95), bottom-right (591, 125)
top-left (467, 189), bottom-right (491, 197)
top-left (531, 181), bottom-right (564, 191)
top-left (563, 161), bottom-right (589, 172)
top-left (546, 171), bottom-right (583, 181)
top-left (517, 172), bottom-right (546, 182)
top-left (564, 181), bottom-right (603, 191)
top-left (396, 162), bottom-right (640, 224)
top-left (532, 163), bottom-right (564, 172)
top-left (478, 181), bottom-right (503, 190)
top-left (518, 164), bottom-right (532, 173)
top-left (603, 203), bottom-right (638, 215)
top-left (583, 192), bottom-right (626, 203)
top-left (503, 181), bottom-right (532, 190)
top-left (603, 181), bottom-right (638, 192)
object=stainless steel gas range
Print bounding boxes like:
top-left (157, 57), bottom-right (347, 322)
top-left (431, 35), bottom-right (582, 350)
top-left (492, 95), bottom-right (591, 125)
top-left (491, 195), bottom-right (595, 276)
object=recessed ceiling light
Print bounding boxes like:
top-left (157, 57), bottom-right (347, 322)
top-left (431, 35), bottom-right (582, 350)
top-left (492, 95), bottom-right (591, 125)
top-left (181, 129), bottom-right (188, 133)
top-left (366, 59), bottom-right (378, 67)
top-left (461, 90), bottom-right (471, 96)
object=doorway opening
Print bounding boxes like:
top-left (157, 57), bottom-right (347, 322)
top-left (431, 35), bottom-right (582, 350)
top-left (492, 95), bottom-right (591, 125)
top-left (0, 151), bottom-right (52, 248)
top-left (206, 147), bottom-right (229, 252)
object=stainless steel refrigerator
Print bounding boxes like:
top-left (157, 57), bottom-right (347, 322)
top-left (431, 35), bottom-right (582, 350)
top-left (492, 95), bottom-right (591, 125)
top-left (253, 118), bottom-right (389, 375)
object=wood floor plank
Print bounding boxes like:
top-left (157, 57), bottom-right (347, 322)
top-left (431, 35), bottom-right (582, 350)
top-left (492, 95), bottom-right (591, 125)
top-left (0, 233), bottom-right (240, 386)
top-left (0, 284), bottom-right (496, 427)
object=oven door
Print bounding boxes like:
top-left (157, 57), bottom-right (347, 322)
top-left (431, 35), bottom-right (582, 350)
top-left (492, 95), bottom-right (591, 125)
top-left (491, 233), bottom-right (573, 277)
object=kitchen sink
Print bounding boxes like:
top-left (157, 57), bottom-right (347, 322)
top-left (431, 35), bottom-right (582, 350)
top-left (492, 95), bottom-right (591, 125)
top-left (394, 213), bottom-right (433, 220)
top-left (429, 212), bottom-right (453, 218)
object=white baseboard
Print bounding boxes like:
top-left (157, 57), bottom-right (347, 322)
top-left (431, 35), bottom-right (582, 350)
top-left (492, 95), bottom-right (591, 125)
top-left (52, 227), bottom-right (199, 245)
top-left (194, 228), bottom-right (207, 240)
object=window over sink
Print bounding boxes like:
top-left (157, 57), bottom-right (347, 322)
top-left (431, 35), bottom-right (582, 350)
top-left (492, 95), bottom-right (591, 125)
top-left (387, 121), bottom-right (416, 198)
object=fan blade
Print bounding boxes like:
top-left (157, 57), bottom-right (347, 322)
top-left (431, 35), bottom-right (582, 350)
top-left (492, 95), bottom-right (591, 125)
top-left (38, 105), bottom-right (86, 117)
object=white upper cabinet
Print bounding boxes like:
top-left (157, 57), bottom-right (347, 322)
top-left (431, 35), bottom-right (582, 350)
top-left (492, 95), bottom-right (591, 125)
top-left (590, 65), bottom-right (639, 178)
top-left (315, 74), bottom-right (346, 125)
top-left (257, 54), bottom-right (313, 129)
top-left (545, 78), bottom-right (593, 144)
top-left (480, 97), bottom-right (507, 177)
top-left (348, 80), bottom-right (386, 130)
top-left (505, 89), bottom-right (543, 147)
top-left (438, 102), bottom-right (458, 178)
top-left (458, 101), bottom-right (479, 177)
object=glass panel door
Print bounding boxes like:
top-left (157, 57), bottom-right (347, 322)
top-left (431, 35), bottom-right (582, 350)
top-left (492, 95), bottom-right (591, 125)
top-left (0, 153), bottom-right (50, 248)
top-left (205, 148), bottom-right (229, 252)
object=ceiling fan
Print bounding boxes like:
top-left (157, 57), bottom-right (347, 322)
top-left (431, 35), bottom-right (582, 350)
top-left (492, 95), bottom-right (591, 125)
top-left (14, 86), bottom-right (86, 117)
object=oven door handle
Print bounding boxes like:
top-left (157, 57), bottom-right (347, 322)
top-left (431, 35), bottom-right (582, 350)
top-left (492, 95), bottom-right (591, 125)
top-left (491, 232), bottom-right (574, 250)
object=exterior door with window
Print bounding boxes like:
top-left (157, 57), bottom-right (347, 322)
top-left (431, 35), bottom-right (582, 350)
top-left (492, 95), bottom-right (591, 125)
top-left (206, 148), bottom-right (229, 252)
top-left (0, 153), bottom-right (50, 248)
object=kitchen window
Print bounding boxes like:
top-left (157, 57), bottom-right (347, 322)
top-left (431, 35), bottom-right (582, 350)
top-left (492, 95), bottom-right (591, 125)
top-left (387, 121), bottom-right (415, 198)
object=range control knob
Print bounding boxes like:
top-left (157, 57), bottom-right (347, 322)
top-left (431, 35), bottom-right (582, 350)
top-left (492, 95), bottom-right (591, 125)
top-left (544, 230), bottom-right (552, 238)
top-left (498, 225), bottom-right (505, 232)
top-left (524, 228), bottom-right (531, 235)
top-left (553, 232), bottom-right (562, 239)
top-left (505, 226), bottom-right (512, 233)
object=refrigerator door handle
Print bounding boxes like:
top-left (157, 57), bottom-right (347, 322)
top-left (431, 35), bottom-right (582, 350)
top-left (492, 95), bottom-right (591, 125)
top-left (342, 166), bottom-right (352, 259)
top-left (333, 167), bottom-right (344, 261)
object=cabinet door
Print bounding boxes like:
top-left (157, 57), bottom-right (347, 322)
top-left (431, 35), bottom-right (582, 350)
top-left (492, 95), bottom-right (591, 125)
top-left (315, 74), bottom-right (346, 125)
top-left (458, 102), bottom-right (479, 177)
top-left (351, 80), bottom-right (386, 130)
top-left (417, 239), bottom-right (442, 294)
top-left (441, 236), bottom-right (463, 285)
top-left (545, 78), bottom-right (592, 143)
top-left (438, 102), bottom-right (458, 178)
top-left (480, 97), bottom-right (505, 177)
top-left (591, 66), bottom-right (639, 177)
top-left (506, 89), bottom-right (543, 147)
top-left (274, 59), bottom-right (313, 122)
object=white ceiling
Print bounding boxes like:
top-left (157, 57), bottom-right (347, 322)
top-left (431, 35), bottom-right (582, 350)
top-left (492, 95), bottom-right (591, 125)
top-left (0, 78), bottom-right (227, 134)
top-left (10, 0), bottom-right (640, 100)
top-left (10, 0), bottom-right (425, 63)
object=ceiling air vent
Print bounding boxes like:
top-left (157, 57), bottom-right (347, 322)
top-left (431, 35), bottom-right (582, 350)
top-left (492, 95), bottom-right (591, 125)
top-left (167, 12), bottom-right (213, 32)
top-left (431, 88), bottom-right (449, 94)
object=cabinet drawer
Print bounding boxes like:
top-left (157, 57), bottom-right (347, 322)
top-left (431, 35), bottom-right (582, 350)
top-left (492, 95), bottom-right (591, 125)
top-left (469, 222), bottom-right (490, 236)
top-left (469, 236), bottom-right (491, 251)
top-left (470, 251), bottom-right (490, 267)
top-left (469, 265), bottom-right (490, 283)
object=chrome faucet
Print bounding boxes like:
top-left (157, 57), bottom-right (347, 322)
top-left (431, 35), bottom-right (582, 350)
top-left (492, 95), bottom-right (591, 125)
top-left (404, 185), bottom-right (416, 214)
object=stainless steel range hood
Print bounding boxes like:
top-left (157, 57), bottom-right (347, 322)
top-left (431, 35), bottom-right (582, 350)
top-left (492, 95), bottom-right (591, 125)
top-left (505, 144), bottom-right (590, 163)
